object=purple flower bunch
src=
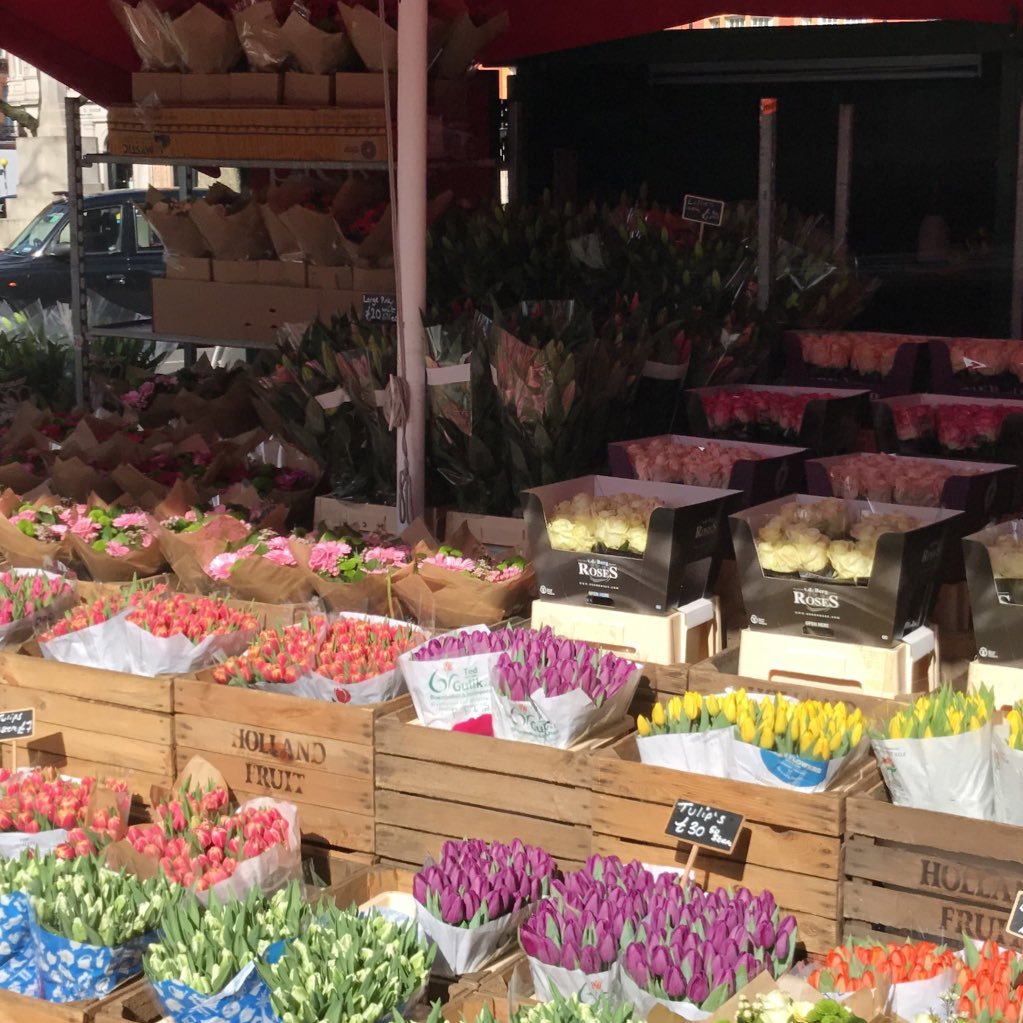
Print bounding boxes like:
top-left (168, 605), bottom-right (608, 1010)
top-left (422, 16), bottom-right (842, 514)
top-left (494, 629), bottom-right (637, 706)
top-left (413, 839), bottom-right (557, 929)
top-left (621, 884), bottom-right (797, 1011)
top-left (411, 629), bottom-right (512, 662)
top-left (520, 856), bottom-right (657, 974)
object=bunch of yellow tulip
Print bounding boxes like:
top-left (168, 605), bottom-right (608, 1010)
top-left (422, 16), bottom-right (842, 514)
top-left (734, 694), bottom-right (865, 762)
top-left (883, 685), bottom-right (992, 740)
top-left (1007, 702), bottom-right (1023, 751)
top-left (636, 690), bottom-right (753, 736)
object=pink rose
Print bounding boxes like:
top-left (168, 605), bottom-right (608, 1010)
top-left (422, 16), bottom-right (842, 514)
top-left (801, 334), bottom-right (851, 371)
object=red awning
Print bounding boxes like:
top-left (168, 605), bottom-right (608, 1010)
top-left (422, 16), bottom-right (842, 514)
top-left (0, 1), bottom-right (1018, 106)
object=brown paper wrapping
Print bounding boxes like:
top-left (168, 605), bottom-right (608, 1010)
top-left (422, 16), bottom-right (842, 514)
top-left (0, 490), bottom-right (70, 569)
top-left (50, 457), bottom-right (121, 504)
top-left (189, 196), bottom-right (274, 262)
top-left (152, 478), bottom-right (203, 519)
top-left (233, 0), bottom-right (288, 70)
top-left (157, 514), bottom-right (253, 594)
top-left (139, 187), bottom-right (209, 259)
top-left (0, 463), bottom-right (46, 496)
top-left (112, 0), bottom-right (180, 71)
top-left (214, 483), bottom-right (288, 532)
top-left (220, 552), bottom-right (316, 604)
top-left (70, 532), bottom-right (167, 583)
top-left (435, 10), bottom-right (510, 79)
top-left (277, 204), bottom-right (349, 267)
top-left (169, 4), bottom-right (242, 74)
top-left (0, 404), bottom-right (48, 455)
top-left (291, 539), bottom-right (411, 615)
top-left (338, 4), bottom-right (396, 72)
top-left (280, 10), bottom-right (352, 74)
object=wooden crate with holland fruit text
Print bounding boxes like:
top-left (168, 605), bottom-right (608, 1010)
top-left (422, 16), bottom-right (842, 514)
top-left (0, 651), bottom-right (175, 806)
top-left (173, 675), bottom-right (406, 857)
top-left (844, 783), bottom-right (1023, 951)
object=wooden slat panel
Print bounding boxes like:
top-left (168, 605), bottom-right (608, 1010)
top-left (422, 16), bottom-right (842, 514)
top-left (595, 751), bottom-right (845, 836)
top-left (6, 689), bottom-right (172, 745)
top-left (0, 652), bottom-right (174, 712)
top-left (591, 834), bottom-right (837, 920)
top-left (176, 715), bottom-right (373, 782)
top-left (376, 791), bottom-right (592, 863)
top-left (0, 986), bottom-right (96, 1023)
top-left (176, 746), bottom-right (372, 813)
top-left (14, 722), bottom-right (172, 775)
top-left (377, 754), bottom-right (590, 826)
top-left (232, 787), bottom-right (375, 853)
top-left (844, 835), bottom-right (1023, 914)
top-left (592, 793), bottom-right (840, 877)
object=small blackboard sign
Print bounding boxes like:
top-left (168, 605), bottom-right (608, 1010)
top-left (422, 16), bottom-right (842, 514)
top-left (363, 293), bottom-right (398, 323)
top-left (682, 194), bottom-right (725, 227)
top-left (0, 708), bottom-right (34, 741)
top-left (665, 799), bottom-right (744, 853)
top-left (1007, 890), bottom-right (1023, 939)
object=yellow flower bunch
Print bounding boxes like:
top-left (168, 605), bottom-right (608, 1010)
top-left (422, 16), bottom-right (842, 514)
top-left (637, 690), bottom-right (753, 736)
top-left (1008, 702), bottom-right (1023, 751)
top-left (734, 694), bottom-right (865, 762)
top-left (884, 685), bottom-right (993, 740)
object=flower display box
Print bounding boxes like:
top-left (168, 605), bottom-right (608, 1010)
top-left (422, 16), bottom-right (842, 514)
top-left (685, 385), bottom-right (870, 456)
top-left (963, 522), bottom-right (1023, 671)
top-left (590, 735), bottom-right (879, 956)
top-left (173, 676), bottom-right (404, 856)
top-left (374, 706), bottom-right (631, 872)
top-left (314, 496), bottom-right (445, 539)
top-left (730, 495), bottom-right (962, 648)
top-left (522, 475), bottom-right (741, 615)
top-left (90, 981), bottom-right (165, 1023)
top-left (844, 783), bottom-right (1023, 952)
top-left (0, 982), bottom-right (145, 1023)
top-left (608, 435), bottom-right (808, 509)
top-left (784, 329), bottom-right (930, 398)
top-left (0, 651), bottom-right (176, 806)
top-left (873, 392), bottom-right (1023, 465)
top-left (928, 335), bottom-right (1023, 397)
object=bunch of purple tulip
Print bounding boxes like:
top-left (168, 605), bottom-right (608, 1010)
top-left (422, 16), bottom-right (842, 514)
top-left (621, 884), bottom-right (798, 1011)
top-left (413, 839), bottom-right (557, 929)
top-left (520, 856), bottom-right (658, 973)
top-left (411, 629), bottom-right (513, 662)
top-left (493, 628), bottom-right (638, 705)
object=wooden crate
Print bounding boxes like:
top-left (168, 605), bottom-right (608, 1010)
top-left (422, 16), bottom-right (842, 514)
top-left (591, 736), bottom-right (879, 956)
top-left (90, 982), bottom-right (164, 1023)
top-left (0, 652), bottom-right (175, 805)
top-left (844, 783), bottom-right (1023, 950)
top-left (375, 706), bottom-right (630, 872)
top-left (174, 676), bottom-right (407, 855)
top-left (0, 979), bottom-right (148, 1023)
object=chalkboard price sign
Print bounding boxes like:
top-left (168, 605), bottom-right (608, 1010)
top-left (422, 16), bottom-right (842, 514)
top-left (363, 293), bottom-right (398, 323)
top-left (682, 194), bottom-right (726, 228)
top-left (0, 708), bottom-right (34, 741)
top-left (1007, 890), bottom-right (1023, 939)
top-left (665, 799), bottom-right (744, 854)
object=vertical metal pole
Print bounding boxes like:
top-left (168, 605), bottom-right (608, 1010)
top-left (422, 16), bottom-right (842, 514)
top-left (757, 97), bottom-right (777, 312)
top-left (174, 166), bottom-right (196, 368)
top-left (834, 103), bottom-right (854, 257)
top-left (65, 95), bottom-right (88, 407)
top-left (1011, 99), bottom-right (1023, 339)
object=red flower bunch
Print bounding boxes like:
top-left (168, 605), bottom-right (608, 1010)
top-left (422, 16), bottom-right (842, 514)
top-left (955, 940), bottom-right (1023, 1021)
top-left (127, 804), bottom-right (290, 890)
top-left (700, 388), bottom-right (838, 436)
top-left (38, 584), bottom-right (164, 642)
top-left (151, 780), bottom-right (231, 836)
top-left (126, 592), bottom-right (259, 644)
top-left (808, 939), bottom-right (957, 994)
top-left (211, 616), bottom-right (421, 697)
top-left (0, 572), bottom-right (72, 626)
top-left (0, 768), bottom-right (128, 852)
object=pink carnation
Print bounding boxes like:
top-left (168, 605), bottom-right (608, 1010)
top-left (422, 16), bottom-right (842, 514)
top-left (263, 546), bottom-right (296, 567)
top-left (309, 541), bottom-right (352, 576)
top-left (9, 511), bottom-right (34, 525)
top-left (205, 553), bottom-right (239, 581)
top-left (105, 541), bottom-right (131, 558)
top-left (70, 518), bottom-right (100, 541)
top-left (364, 546), bottom-right (410, 567)
top-left (425, 553), bottom-right (477, 573)
top-left (113, 512), bottom-right (148, 529)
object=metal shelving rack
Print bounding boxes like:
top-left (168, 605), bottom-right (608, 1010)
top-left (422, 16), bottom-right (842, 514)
top-left (65, 96), bottom-right (496, 398)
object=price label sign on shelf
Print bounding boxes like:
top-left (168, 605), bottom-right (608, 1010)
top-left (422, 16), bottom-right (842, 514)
top-left (665, 799), bottom-right (743, 854)
top-left (0, 708), bottom-right (34, 742)
top-left (1006, 890), bottom-right (1023, 939)
top-left (363, 293), bottom-right (398, 323)
top-left (682, 194), bottom-right (725, 228)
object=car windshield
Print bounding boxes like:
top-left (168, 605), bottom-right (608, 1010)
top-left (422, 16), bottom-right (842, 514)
top-left (6, 204), bottom-right (66, 255)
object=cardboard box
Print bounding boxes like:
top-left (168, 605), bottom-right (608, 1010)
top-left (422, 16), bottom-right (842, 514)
top-left (873, 392), bottom-right (1023, 465)
top-left (784, 329), bottom-right (929, 398)
top-left (314, 497), bottom-right (444, 538)
top-left (179, 73), bottom-right (232, 105)
top-left (229, 71), bottom-right (282, 105)
top-left (258, 260), bottom-right (307, 287)
top-left (131, 72), bottom-right (183, 105)
top-left (352, 266), bottom-right (396, 293)
top-left (444, 512), bottom-right (526, 552)
top-left (284, 71), bottom-right (333, 106)
top-left (730, 494), bottom-right (962, 647)
top-left (164, 256), bottom-right (211, 281)
top-left (308, 265), bottom-right (354, 290)
top-left (212, 260), bottom-right (260, 284)
top-left (687, 384), bottom-right (870, 456)
top-left (608, 435), bottom-right (807, 509)
top-left (334, 71), bottom-right (396, 107)
top-left (523, 475), bottom-right (742, 615)
top-left (929, 335), bottom-right (1023, 398)
top-left (963, 521), bottom-right (1023, 668)
top-left (107, 105), bottom-right (388, 163)
top-left (318, 288), bottom-right (363, 320)
top-left (152, 278), bottom-right (320, 345)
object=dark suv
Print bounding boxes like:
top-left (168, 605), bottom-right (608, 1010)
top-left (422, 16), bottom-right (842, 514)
top-left (0, 189), bottom-right (168, 316)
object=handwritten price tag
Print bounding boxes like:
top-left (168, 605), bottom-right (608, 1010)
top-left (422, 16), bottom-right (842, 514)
top-left (682, 195), bottom-right (725, 228)
top-left (1007, 891), bottom-right (1023, 940)
top-left (0, 708), bottom-right (34, 741)
top-left (665, 799), bottom-right (743, 854)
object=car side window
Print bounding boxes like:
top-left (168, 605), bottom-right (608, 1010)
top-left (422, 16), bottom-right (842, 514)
top-left (133, 208), bottom-right (164, 251)
top-left (55, 206), bottom-right (126, 254)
